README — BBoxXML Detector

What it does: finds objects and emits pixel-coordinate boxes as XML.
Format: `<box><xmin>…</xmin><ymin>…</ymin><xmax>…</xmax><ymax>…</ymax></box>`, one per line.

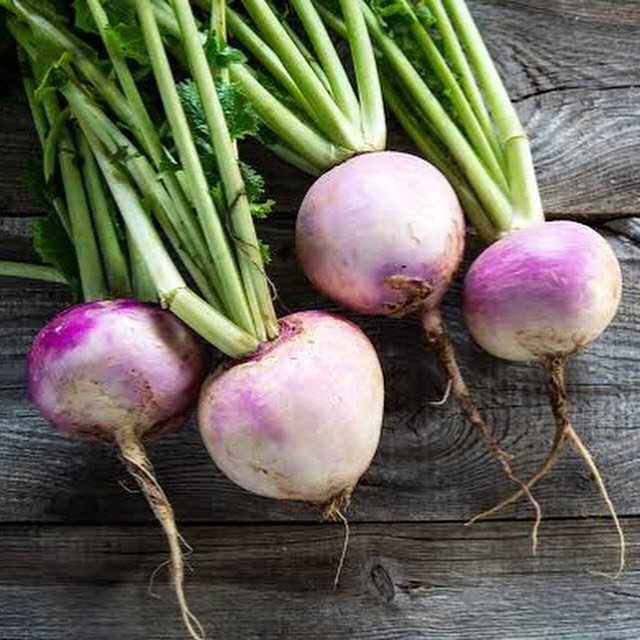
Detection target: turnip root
<box><xmin>464</xmin><ymin>221</ymin><xmax>625</xmax><ymax>573</ymax></box>
<box><xmin>199</xmin><ymin>310</ymin><xmax>384</xmax><ymax>515</ymax></box>
<box><xmin>28</xmin><ymin>300</ymin><xmax>209</xmax><ymax>637</ymax></box>
<box><xmin>297</xmin><ymin>152</ymin><xmax>539</xmax><ymax>519</ymax></box>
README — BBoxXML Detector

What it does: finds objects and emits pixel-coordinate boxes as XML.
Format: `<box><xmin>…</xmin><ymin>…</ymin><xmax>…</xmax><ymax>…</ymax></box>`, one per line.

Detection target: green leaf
<box><xmin>30</xmin><ymin>214</ymin><xmax>82</xmax><ymax>299</ymax></box>
<box><xmin>72</xmin><ymin>0</ymin><xmax>98</xmax><ymax>34</ymax></box>
<box><xmin>371</xmin><ymin>0</ymin><xmax>416</xmax><ymax>25</ymax></box>
<box><xmin>73</xmin><ymin>0</ymin><xmax>149</xmax><ymax>64</ymax></box>
<box><xmin>239</xmin><ymin>161</ymin><xmax>265</xmax><ymax>201</ymax></box>
<box><xmin>258</xmin><ymin>239</ymin><xmax>271</xmax><ymax>265</ymax></box>
<box><xmin>239</xmin><ymin>163</ymin><xmax>274</xmax><ymax>219</ymax></box>
<box><xmin>250</xmin><ymin>198</ymin><xmax>275</xmax><ymax>219</ymax></box>
<box><xmin>217</xmin><ymin>81</ymin><xmax>259</xmax><ymax>141</ymax></box>
<box><xmin>176</xmin><ymin>80</ymin><xmax>273</xmax><ymax>221</ymax></box>
<box><xmin>104</xmin><ymin>22</ymin><xmax>149</xmax><ymax>65</ymax></box>
<box><xmin>205</xmin><ymin>33</ymin><xmax>246</xmax><ymax>69</ymax></box>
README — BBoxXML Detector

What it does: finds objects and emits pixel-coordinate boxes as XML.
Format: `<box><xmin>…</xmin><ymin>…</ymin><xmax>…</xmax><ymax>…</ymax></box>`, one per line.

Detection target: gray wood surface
<box><xmin>3</xmin><ymin>520</ymin><xmax>640</xmax><ymax>640</ymax></box>
<box><xmin>0</xmin><ymin>1</ymin><xmax>639</xmax><ymax>639</ymax></box>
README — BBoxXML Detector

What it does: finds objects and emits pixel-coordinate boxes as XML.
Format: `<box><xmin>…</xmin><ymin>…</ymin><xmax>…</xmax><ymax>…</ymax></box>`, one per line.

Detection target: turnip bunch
<box><xmin>356</xmin><ymin>0</ymin><xmax>625</xmax><ymax>573</ymax></box>
<box><xmin>146</xmin><ymin>0</ymin><xmax>539</xmax><ymax>521</ymax></box>
<box><xmin>2</xmin><ymin>0</ymin><xmax>385</xmax><ymax>634</ymax></box>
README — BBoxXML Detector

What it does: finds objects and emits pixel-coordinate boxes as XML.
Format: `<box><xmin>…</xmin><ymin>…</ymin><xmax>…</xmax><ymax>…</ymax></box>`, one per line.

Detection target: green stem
<box><xmin>226</xmin><ymin>8</ymin><xmax>317</xmax><ymax>120</ymax></box>
<box><xmin>85</xmin><ymin>0</ymin><xmax>158</xmax><ymax>159</ymax></box>
<box><xmin>86</xmin><ymin>0</ymin><xmax>208</xmax><ymax>277</ymax></box>
<box><xmin>17</xmin><ymin>0</ymin><xmax>201</xmax><ymax>265</ymax></box>
<box><xmin>211</xmin><ymin>0</ymin><xmax>226</xmax><ymax>42</ymax></box>
<box><xmin>135</xmin><ymin>0</ymin><xmax>255</xmax><ymax>334</ymax></box>
<box><xmin>11</xmin><ymin>0</ymin><xmax>134</xmax><ymax>131</ymax></box>
<box><xmin>339</xmin><ymin>0</ymin><xmax>386</xmax><ymax>150</ymax></box>
<box><xmin>38</xmin><ymin>89</ymin><xmax>106</xmax><ymax>301</ymax></box>
<box><xmin>442</xmin><ymin>0</ymin><xmax>544</xmax><ymax>227</ymax></box>
<box><xmin>128</xmin><ymin>230</ymin><xmax>157</xmax><ymax>302</ymax></box>
<box><xmin>56</xmin><ymin>134</ymin><xmax>107</xmax><ymax>301</ymax></box>
<box><xmin>266</xmin><ymin>143</ymin><xmax>324</xmax><ymax>176</ymax></box>
<box><xmin>64</xmin><ymin>83</ymin><xmax>223</xmax><ymax>308</ymax></box>
<box><xmin>172</xmin><ymin>0</ymin><xmax>278</xmax><ymax>339</ymax></box>
<box><xmin>240</xmin><ymin>0</ymin><xmax>362</xmax><ymax>150</ymax></box>
<box><xmin>212</xmin><ymin>0</ymin><xmax>236</xmax><ymax>158</ymax></box>
<box><xmin>77</xmin><ymin>131</ymin><xmax>132</xmax><ymax>297</ymax></box>
<box><xmin>83</xmin><ymin>123</ymin><xmax>258</xmax><ymax>357</ymax></box>
<box><xmin>135</xmin><ymin>0</ymin><xmax>348</xmax><ymax>171</ymax></box>
<box><xmin>0</xmin><ymin>261</ymin><xmax>67</xmax><ymax>284</ymax></box>
<box><xmin>363</xmin><ymin>4</ymin><xmax>513</xmax><ymax>234</ymax></box>
<box><xmin>11</xmin><ymin>31</ymin><xmax>73</xmax><ymax>242</ymax></box>
<box><xmin>401</xmin><ymin>2</ymin><xmax>508</xmax><ymax>191</ymax></box>
<box><xmin>289</xmin><ymin>0</ymin><xmax>361</xmax><ymax>127</ymax></box>
<box><xmin>382</xmin><ymin>80</ymin><xmax>496</xmax><ymax>242</ymax></box>
<box><xmin>277</xmin><ymin>6</ymin><xmax>332</xmax><ymax>93</ymax></box>
<box><xmin>230</xmin><ymin>64</ymin><xmax>351</xmax><ymax>170</ymax></box>
<box><xmin>169</xmin><ymin>287</ymin><xmax>259</xmax><ymax>357</ymax></box>
<box><xmin>19</xmin><ymin>60</ymin><xmax>47</xmax><ymax>146</ymax></box>
<box><xmin>426</xmin><ymin>0</ymin><xmax>504</xmax><ymax>170</ymax></box>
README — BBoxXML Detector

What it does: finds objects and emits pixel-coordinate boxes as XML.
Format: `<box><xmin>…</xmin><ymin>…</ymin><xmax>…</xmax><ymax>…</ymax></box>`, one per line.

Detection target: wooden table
<box><xmin>1</xmin><ymin>2</ymin><xmax>639</xmax><ymax>638</ymax></box>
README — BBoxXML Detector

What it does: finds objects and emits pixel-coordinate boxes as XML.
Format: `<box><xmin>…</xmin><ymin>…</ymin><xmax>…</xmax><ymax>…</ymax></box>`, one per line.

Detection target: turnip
<box><xmin>358</xmin><ymin>0</ymin><xmax>626</xmax><ymax>571</ymax></box>
<box><xmin>198</xmin><ymin>308</ymin><xmax>383</xmax><ymax>589</ymax></box>
<box><xmin>463</xmin><ymin>221</ymin><xmax>624</xmax><ymax>568</ymax></box>
<box><xmin>3</xmin><ymin>20</ymin><xmax>217</xmax><ymax>630</ymax></box>
<box><xmin>199</xmin><ymin>310</ymin><xmax>384</xmax><ymax>511</ymax></box>
<box><xmin>28</xmin><ymin>300</ymin><xmax>209</xmax><ymax>637</ymax></box>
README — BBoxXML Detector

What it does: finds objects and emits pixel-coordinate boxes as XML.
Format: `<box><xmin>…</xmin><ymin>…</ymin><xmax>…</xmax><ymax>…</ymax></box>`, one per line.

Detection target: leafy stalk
<box><xmin>442</xmin><ymin>0</ymin><xmax>544</xmax><ymax>227</ymax></box>
<box><xmin>36</xmin><ymin>83</ymin><xmax>106</xmax><ymax>300</ymax></box>
<box><xmin>289</xmin><ymin>0</ymin><xmax>361</xmax><ymax>126</ymax></box>
<box><xmin>62</xmin><ymin>82</ymin><xmax>223</xmax><ymax>308</ymax></box>
<box><xmin>232</xmin><ymin>63</ymin><xmax>349</xmax><ymax>170</ymax></box>
<box><xmin>127</xmin><ymin>230</ymin><xmax>157</xmax><ymax>302</ymax></box>
<box><xmin>226</xmin><ymin>7</ymin><xmax>316</xmax><ymax>119</ymax></box>
<box><xmin>9</xmin><ymin>0</ymin><xmax>134</xmax><ymax>128</ymax></box>
<box><xmin>240</xmin><ymin>0</ymin><xmax>362</xmax><ymax>149</ymax></box>
<box><xmin>171</xmin><ymin>0</ymin><xmax>278</xmax><ymax>339</ymax></box>
<box><xmin>135</xmin><ymin>0</ymin><xmax>255</xmax><ymax>333</ymax></box>
<box><xmin>425</xmin><ymin>0</ymin><xmax>504</xmax><ymax>169</ymax></box>
<box><xmin>338</xmin><ymin>0</ymin><xmax>386</xmax><ymax>149</ymax></box>
<box><xmin>83</xmin><ymin>0</ymin><xmax>211</xmax><ymax>278</ymax></box>
<box><xmin>77</xmin><ymin>132</ymin><xmax>132</xmax><ymax>297</ymax></box>
<box><xmin>388</xmin><ymin>1</ymin><xmax>508</xmax><ymax>190</ymax></box>
<box><xmin>81</xmin><ymin>120</ymin><xmax>259</xmax><ymax>357</ymax></box>
<box><xmin>361</xmin><ymin>3</ymin><xmax>513</xmax><ymax>233</ymax></box>
<box><xmin>0</xmin><ymin>261</ymin><xmax>67</xmax><ymax>284</ymax></box>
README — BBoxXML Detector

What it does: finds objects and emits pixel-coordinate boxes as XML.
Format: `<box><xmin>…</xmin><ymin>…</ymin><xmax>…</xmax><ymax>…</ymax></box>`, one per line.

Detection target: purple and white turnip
<box><xmin>463</xmin><ymin>221</ymin><xmax>625</xmax><ymax>572</ymax></box>
<box><xmin>28</xmin><ymin>300</ymin><xmax>209</xmax><ymax>637</ymax></box>
<box><xmin>199</xmin><ymin>310</ymin><xmax>384</xmax><ymax>511</ymax></box>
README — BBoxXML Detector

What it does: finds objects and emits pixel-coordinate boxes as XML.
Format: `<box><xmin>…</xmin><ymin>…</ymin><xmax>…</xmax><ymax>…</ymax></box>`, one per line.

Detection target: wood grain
<box><xmin>0</xmin><ymin>217</ymin><xmax>637</xmax><ymax>525</ymax></box>
<box><xmin>1</xmin><ymin>520</ymin><xmax>639</xmax><ymax>639</ymax></box>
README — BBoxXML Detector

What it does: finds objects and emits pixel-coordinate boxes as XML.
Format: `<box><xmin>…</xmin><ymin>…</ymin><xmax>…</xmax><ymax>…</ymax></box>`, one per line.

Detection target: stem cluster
<box><xmin>317</xmin><ymin>0</ymin><xmax>545</xmax><ymax>241</ymax></box>
<box><xmin>3</xmin><ymin>0</ymin><xmax>278</xmax><ymax>357</ymax></box>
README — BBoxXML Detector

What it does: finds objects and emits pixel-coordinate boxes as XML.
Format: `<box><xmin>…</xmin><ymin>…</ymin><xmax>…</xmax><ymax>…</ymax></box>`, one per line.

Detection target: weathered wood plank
<box><xmin>1</xmin><ymin>520</ymin><xmax>639</xmax><ymax>639</ymax></box>
<box><xmin>0</xmin><ymin>218</ymin><xmax>637</xmax><ymax>524</ymax></box>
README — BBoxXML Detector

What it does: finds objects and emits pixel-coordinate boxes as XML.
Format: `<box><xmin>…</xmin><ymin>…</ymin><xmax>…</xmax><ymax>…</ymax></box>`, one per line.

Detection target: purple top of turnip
<box><xmin>28</xmin><ymin>300</ymin><xmax>209</xmax><ymax>441</ymax></box>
